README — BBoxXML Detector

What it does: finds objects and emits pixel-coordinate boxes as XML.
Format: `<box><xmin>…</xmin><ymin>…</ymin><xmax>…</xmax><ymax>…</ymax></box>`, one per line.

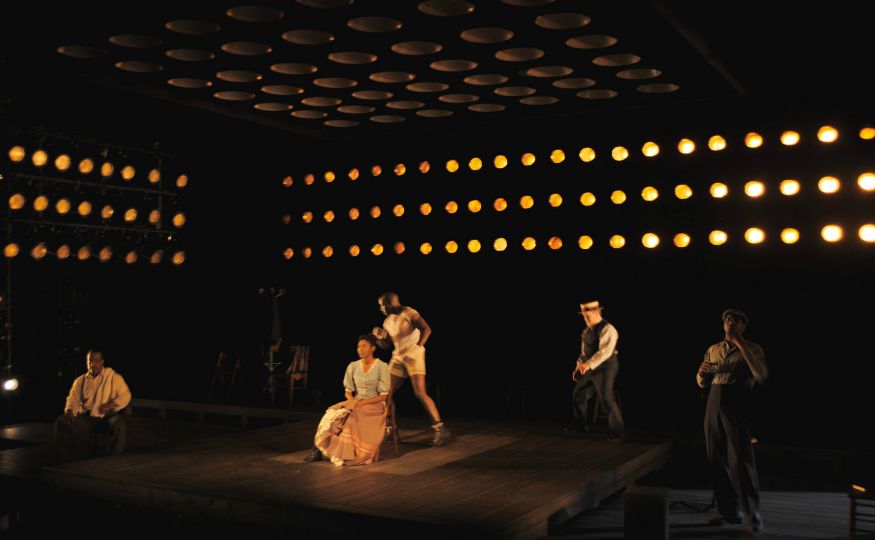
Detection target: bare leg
<box><xmin>388</xmin><ymin>374</ymin><xmax>406</xmax><ymax>421</ymax></box>
<box><xmin>409</xmin><ymin>374</ymin><xmax>441</xmax><ymax>424</ymax></box>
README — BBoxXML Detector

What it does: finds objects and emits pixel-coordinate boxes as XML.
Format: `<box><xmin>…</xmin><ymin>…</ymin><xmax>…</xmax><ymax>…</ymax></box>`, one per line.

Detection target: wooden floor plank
<box><xmin>41</xmin><ymin>419</ymin><xmax>672</xmax><ymax>537</ymax></box>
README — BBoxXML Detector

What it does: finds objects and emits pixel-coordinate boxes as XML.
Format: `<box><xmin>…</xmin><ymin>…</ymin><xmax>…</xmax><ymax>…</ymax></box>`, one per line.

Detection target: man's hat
<box><xmin>722</xmin><ymin>308</ymin><xmax>748</xmax><ymax>324</ymax></box>
<box><xmin>578</xmin><ymin>300</ymin><xmax>602</xmax><ymax>314</ymax></box>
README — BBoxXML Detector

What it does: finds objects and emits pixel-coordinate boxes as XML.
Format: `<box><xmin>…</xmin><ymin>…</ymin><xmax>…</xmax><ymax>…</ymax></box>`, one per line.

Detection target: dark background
<box><xmin>1</xmin><ymin>1</ymin><xmax>872</xmax><ymax>458</ymax></box>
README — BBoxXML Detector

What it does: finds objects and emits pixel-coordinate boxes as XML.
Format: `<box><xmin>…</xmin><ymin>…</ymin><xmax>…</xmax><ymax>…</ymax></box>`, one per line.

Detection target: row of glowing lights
<box><xmin>6</xmin><ymin>146</ymin><xmax>189</xmax><ymax>188</ymax></box>
<box><xmin>3</xmin><ymin>242</ymin><xmax>185</xmax><ymax>264</ymax></box>
<box><xmin>288</xmin><ymin>174</ymin><xmax>875</xmax><ymax>224</ymax></box>
<box><xmin>283</xmin><ymin>125</ymin><xmax>875</xmax><ymax>187</ymax></box>
<box><xmin>282</xmin><ymin>225</ymin><xmax>875</xmax><ymax>259</ymax></box>
<box><xmin>7</xmin><ymin>193</ymin><xmax>186</xmax><ymax>227</ymax></box>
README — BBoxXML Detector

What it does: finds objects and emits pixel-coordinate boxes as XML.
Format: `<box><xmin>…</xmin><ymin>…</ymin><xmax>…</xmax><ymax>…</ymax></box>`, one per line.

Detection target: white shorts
<box><xmin>388</xmin><ymin>345</ymin><xmax>426</xmax><ymax>378</ymax></box>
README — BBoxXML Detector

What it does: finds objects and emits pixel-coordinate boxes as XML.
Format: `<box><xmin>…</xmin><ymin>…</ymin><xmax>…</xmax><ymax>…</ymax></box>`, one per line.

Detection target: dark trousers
<box><xmin>54</xmin><ymin>414</ymin><xmax>127</xmax><ymax>463</ymax></box>
<box><xmin>572</xmin><ymin>357</ymin><xmax>624</xmax><ymax>436</ymax></box>
<box><xmin>704</xmin><ymin>383</ymin><xmax>761</xmax><ymax>518</ymax></box>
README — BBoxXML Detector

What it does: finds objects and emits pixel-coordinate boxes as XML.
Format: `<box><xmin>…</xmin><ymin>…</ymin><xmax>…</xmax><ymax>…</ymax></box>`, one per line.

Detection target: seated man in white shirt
<box><xmin>55</xmin><ymin>348</ymin><xmax>132</xmax><ymax>462</ymax></box>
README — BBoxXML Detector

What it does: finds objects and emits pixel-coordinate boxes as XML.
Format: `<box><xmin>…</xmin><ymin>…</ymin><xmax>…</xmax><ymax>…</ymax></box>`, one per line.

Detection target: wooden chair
<box><xmin>286</xmin><ymin>345</ymin><xmax>310</xmax><ymax>405</ymax></box>
<box><xmin>208</xmin><ymin>351</ymin><xmax>240</xmax><ymax>399</ymax></box>
<box><xmin>374</xmin><ymin>387</ymin><xmax>400</xmax><ymax>462</ymax></box>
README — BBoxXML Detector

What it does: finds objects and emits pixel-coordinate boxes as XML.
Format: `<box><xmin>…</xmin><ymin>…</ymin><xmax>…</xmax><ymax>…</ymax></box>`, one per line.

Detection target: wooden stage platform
<box><xmin>41</xmin><ymin>418</ymin><xmax>671</xmax><ymax>539</ymax></box>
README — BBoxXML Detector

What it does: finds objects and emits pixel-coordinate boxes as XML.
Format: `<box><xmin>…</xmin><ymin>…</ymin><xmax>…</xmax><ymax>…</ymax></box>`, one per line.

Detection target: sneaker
<box><xmin>303</xmin><ymin>447</ymin><xmax>323</xmax><ymax>463</ymax></box>
<box><xmin>431</xmin><ymin>424</ymin><xmax>451</xmax><ymax>447</ymax></box>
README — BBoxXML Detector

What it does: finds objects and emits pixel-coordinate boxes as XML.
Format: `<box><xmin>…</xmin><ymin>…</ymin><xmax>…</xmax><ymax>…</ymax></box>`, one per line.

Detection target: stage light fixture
<box><xmin>642</xmin><ymin>141</ymin><xmax>659</xmax><ymax>157</ymax></box>
<box><xmin>744</xmin><ymin>228</ymin><xmax>765</xmax><ymax>244</ymax></box>
<box><xmin>817</xmin><ymin>125</ymin><xmax>838</xmax><ymax>143</ymax></box>
<box><xmin>780</xmin><ymin>180</ymin><xmax>800</xmax><ymax>196</ymax></box>
<box><xmin>709</xmin><ymin>230</ymin><xmax>728</xmax><ymax>245</ymax></box>
<box><xmin>744</xmin><ymin>181</ymin><xmax>765</xmax><ymax>198</ymax></box>
<box><xmin>710</xmin><ymin>183</ymin><xmax>729</xmax><ymax>198</ymax></box>
<box><xmin>673</xmin><ymin>233</ymin><xmax>691</xmax><ymax>248</ymax></box>
<box><xmin>780</xmin><ymin>228</ymin><xmax>800</xmax><ymax>244</ymax></box>
<box><xmin>8</xmin><ymin>146</ymin><xmax>26</xmax><ymax>162</ymax></box>
<box><xmin>821</xmin><ymin>225</ymin><xmax>843</xmax><ymax>242</ymax></box>
<box><xmin>641</xmin><ymin>187</ymin><xmax>658</xmax><ymax>202</ymax></box>
<box><xmin>677</xmin><ymin>138</ymin><xmax>695</xmax><ymax>154</ymax></box>
<box><xmin>780</xmin><ymin>130</ymin><xmax>800</xmax><ymax>146</ymax></box>
<box><xmin>745</xmin><ymin>132</ymin><xmax>763</xmax><ymax>148</ymax></box>
<box><xmin>708</xmin><ymin>135</ymin><xmax>727</xmax><ymax>151</ymax></box>
<box><xmin>675</xmin><ymin>185</ymin><xmax>692</xmax><ymax>199</ymax></box>
<box><xmin>818</xmin><ymin>176</ymin><xmax>840</xmax><ymax>194</ymax></box>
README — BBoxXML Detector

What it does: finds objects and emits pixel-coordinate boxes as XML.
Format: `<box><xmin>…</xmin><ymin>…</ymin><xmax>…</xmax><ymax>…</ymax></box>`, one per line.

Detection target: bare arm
<box><xmin>409</xmin><ymin>309</ymin><xmax>432</xmax><ymax>347</ymax></box>
<box><xmin>372</xmin><ymin>327</ymin><xmax>392</xmax><ymax>349</ymax></box>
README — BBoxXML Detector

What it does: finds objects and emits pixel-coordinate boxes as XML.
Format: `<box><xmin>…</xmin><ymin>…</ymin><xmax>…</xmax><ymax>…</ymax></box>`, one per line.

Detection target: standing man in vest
<box><xmin>55</xmin><ymin>348</ymin><xmax>132</xmax><ymax>462</ymax></box>
<box><xmin>697</xmin><ymin>308</ymin><xmax>767</xmax><ymax>533</ymax></box>
<box><xmin>572</xmin><ymin>300</ymin><xmax>625</xmax><ymax>441</ymax></box>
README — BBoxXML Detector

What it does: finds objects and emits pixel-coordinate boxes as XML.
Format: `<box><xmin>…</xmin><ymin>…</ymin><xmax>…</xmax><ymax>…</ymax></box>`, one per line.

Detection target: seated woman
<box><xmin>304</xmin><ymin>334</ymin><xmax>390</xmax><ymax>466</ymax></box>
